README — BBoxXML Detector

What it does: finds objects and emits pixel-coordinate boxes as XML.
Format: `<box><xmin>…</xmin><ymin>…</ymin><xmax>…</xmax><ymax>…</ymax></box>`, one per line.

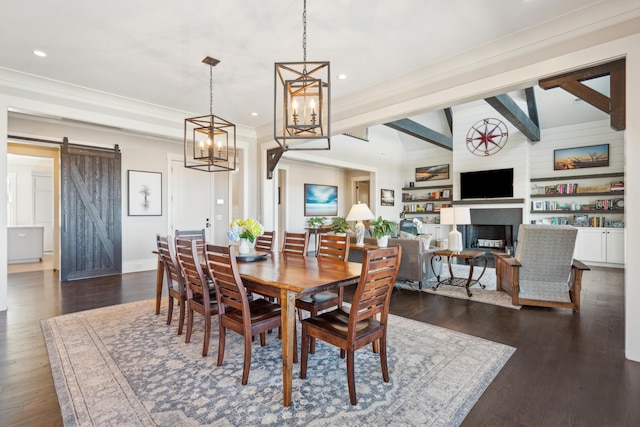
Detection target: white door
<box><xmin>577</xmin><ymin>228</ymin><xmax>606</xmax><ymax>263</ymax></box>
<box><xmin>605</xmin><ymin>229</ymin><xmax>625</xmax><ymax>264</ymax></box>
<box><xmin>169</xmin><ymin>159</ymin><xmax>214</xmax><ymax>241</ymax></box>
<box><xmin>33</xmin><ymin>173</ymin><xmax>53</xmax><ymax>252</ymax></box>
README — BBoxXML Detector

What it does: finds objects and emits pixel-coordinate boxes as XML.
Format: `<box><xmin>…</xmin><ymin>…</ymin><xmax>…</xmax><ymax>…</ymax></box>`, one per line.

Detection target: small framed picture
<box><xmin>425</xmin><ymin>202</ymin><xmax>434</xmax><ymax>212</ymax></box>
<box><xmin>442</xmin><ymin>189</ymin><xmax>451</xmax><ymax>199</ymax></box>
<box><xmin>381</xmin><ymin>189</ymin><xmax>395</xmax><ymax>206</ymax></box>
<box><xmin>532</xmin><ymin>201</ymin><xmax>544</xmax><ymax>211</ymax></box>
<box><xmin>573</xmin><ymin>214</ymin><xmax>589</xmax><ymax>227</ymax></box>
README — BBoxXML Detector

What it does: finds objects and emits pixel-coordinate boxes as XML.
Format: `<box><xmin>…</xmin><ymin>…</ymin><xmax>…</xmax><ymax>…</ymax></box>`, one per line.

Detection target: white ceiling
<box><xmin>1</xmin><ymin>0</ymin><xmax>638</xmax><ymax>131</ymax></box>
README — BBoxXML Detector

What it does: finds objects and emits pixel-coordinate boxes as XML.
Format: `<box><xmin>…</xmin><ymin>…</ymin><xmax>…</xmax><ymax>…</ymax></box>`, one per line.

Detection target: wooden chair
<box><xmin>254</xmin><ymin>231</ymin><xmax>275</xmax><ymax>253</ymax></box>
<box><xmin>295</xmin><ymin>233</ymin><xmax>350</xmax><ymax>352</ymax></box>
<box><xmin>282</xmin><ymin>231</ymin><xmax>309</xmax><ymax>257</ymax></box>
<box><xmin>176</xmin><ymin>238</ymin><xmax>219</xmax><ymax>356</ymax></box>
<box><xmin>175</xmin><ymin>229</ymin><xmax>206</xmax><ymax>252</ymax></box>
<box><xmin>299</xmin><ymin>245</ymin><xmax>402</xmax><ymax>405</ymax></box>
<box><xmin>204</xmin><ymin>243</ymin><xmax>286</xmax><ymax>384</ymax></box>
<box><xmin>493</xmin><ymin>224</ymin><xmax>590</xmax><ymax>311</ymax></box>
<box><xmin>156</xmin><ymin>234</ymin><xmax>186</xmax><ymax>335</ymax></box>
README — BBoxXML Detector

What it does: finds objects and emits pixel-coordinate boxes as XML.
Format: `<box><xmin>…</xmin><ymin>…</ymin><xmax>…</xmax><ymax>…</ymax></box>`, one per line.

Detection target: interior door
<box><xmin>170</xmin><ymin>159</ymin><xmax>214</xmax><ymax>241</ymax></box>
<box><xmin>33</xmin><ymin>173</ymin><xmax>53</xmax><ymax>252</ymax></box>
<box><xmin>60</xmin><ymin>142</ymin><xmax>122</xmax><ymax>281</ymax></box>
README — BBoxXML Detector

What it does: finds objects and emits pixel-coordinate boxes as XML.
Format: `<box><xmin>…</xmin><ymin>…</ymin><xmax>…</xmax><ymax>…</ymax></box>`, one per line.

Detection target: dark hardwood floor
<box><xmin>1</xmin><ymin>266</ymin><xmax>638</xmax><ymax>426</ymax></box>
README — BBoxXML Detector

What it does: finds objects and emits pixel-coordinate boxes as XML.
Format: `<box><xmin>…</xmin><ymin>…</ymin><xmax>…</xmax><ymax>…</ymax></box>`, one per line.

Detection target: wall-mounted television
<box><xmin>460</xmin><ymin>168</ymin><xmax>514</xmax><ymax>200</ymax></box>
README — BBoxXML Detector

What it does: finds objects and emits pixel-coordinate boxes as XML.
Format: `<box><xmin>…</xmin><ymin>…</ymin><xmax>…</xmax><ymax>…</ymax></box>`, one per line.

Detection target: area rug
<box><xmin>42</xmin><ymin>299</ymin><xmax>515</xmax><ymax>426</ymax></box>
<box><xmin>397</xmin><ymin>264</ymin><xmax>521</xmax><ymax>309</ymax></box>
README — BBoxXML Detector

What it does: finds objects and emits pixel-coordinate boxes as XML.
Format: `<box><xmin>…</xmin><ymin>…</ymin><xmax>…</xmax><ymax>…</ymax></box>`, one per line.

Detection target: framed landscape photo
<box><xmin>416</xmin><ymin>164</ymin><xmax>449</xmax><ymax>182</ymax></box>
<box><xmin>128</xmin><ymin>170</ymin><xmax>162</xmax><ymax>216</ymax></box>
<box><xmin>554</xmin><ymin>144</ymin><xmax>609</xmax><ymax>170</ymax></box>
<box><xmin>304</xmin><ymin>184</ymin><xmax>338</xmax><ymax>216</ymax></box>
<box><xmin>381</xmin><ymin>189</ymin><xmax>395</xmax><ymax>206</ymax></box>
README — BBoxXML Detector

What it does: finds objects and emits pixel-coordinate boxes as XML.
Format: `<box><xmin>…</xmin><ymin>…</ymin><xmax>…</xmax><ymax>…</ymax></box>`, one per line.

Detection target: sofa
<box><xmin>348</xmin><ymin>235</ymin><xmax>441</xmax><ymax>286</ymax></box>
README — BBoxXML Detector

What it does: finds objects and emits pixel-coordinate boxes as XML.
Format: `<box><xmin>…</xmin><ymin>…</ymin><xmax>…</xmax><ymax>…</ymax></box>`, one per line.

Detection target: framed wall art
<box><xmin>128</xmin><ymin>170</ymin><xmax>162</xmax><ymax>216</ymax></box>
<box><xmin>381</xmin><ymin>189</ymin><xmax>395</xmax><ymax>206</ymax></box>
<box><xmin>554</xmin><ymin>144</ymin><xmax>609</xmax><ymax>170</ymax></box>
<box><xmin>304</xmin><ymin>184</ymin><xmax>338</xmax><ymax>216</ymax></box>
<box><xmin>416</xmin><ymin>164</ymin><xmax>449</xmax><ymax>181</ymax></box>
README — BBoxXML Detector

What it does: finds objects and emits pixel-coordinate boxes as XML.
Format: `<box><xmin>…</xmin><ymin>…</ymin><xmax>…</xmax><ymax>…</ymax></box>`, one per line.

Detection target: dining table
<box><xmin>237</xmin><ymin>253</ymin><xmax>362</xmax><ymax>407</ymax></box>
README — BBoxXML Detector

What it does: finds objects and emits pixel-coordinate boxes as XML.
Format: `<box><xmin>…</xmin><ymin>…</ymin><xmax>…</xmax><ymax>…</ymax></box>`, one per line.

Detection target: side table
<box><xmin>430</xmin><ymin>249</ymin><xmax>487</xmax><ymax>297</ymax></box>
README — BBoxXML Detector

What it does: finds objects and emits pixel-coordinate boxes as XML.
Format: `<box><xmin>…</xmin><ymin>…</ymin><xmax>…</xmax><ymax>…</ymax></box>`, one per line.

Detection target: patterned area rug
<box><xmin>398</xmin><ymin>264</ymin><xmax>521</xmax><ymax>309</ymax></box>
<box><xmin>42</xmin><ymin>300</ymin><xmax>515</xmax><ymax>426</ymax></box>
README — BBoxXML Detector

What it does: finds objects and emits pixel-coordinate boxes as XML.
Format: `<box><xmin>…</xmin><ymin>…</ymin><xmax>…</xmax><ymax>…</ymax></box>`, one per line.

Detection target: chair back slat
<box><xmin>205</xmin><ymin>244</ymin><xmax>250</xmax><ymax>315</ymax></box>
<box><xmin>349</xmin><ymin>246</ymin><xmax>402</xmax><ymax>334</ymax></box>
<box><xmin>317</xmin><ymin>233</ymin><xmax>350</xmax><ymax>261</ymax></box>
<box><xmin>254</xmin><ymin>231</ymin><xmax>275</xmax><ymax>252</ymax></box>
<box><xmin>176</xmin><ymin>229</ymin><xmax>206</xmax><ymax>251</ymax></box>
<box><xmin>176</xmin><ymin>238</ymin><xmax>210</xmax><ymax>305</ymax></box>
<box><xmin>282</xmin><ymin>231</ymin><xmax>309</xmax><ymax>257</ymax></box>
<box><xmin>156</xmin><ymin>234</ymin><xmax>182</xmax><ymax>286</ymax></box>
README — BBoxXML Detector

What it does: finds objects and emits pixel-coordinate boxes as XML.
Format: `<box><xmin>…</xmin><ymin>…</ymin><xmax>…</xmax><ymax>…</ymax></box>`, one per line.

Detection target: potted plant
<box><xmin>308</xmin><ymin>216</ymin><xmax>324</xmax><ymax>228</ymax></box>
<box><xmin>331</xmin><ymin>216</ymin><xmax>350</xmax><ymax>234</ymax></box>
<box><xmin>371</xmin><ymin>216</ymin><xmax>396</xmax><ymax>247</ymax></box>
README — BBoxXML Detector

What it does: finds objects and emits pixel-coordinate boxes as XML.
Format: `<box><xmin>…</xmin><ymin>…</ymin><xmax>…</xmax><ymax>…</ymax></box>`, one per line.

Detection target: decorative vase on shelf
<box><xmin>238</xmin><ymin>238</ymin><xmax>251</xmax><ymax>255</ymax></box>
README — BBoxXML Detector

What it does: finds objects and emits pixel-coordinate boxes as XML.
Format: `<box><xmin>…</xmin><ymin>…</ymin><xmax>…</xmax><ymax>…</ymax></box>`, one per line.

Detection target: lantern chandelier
<box><xmin>274</xmin><ymin>0</ymin><xmax>331</xmax><ymax>151</ymax></box>
<box><xmin>184</xmin><ymin>56</ymin><xmax>237</xmax><ymax>172</ymax></box>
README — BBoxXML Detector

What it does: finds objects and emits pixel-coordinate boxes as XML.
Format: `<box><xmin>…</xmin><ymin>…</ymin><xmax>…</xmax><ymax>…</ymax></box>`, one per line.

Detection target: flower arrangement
<box><xmin>227</xmin><ymin>218</ymin><xmax>263</xmax><ymax>243</ymax></box>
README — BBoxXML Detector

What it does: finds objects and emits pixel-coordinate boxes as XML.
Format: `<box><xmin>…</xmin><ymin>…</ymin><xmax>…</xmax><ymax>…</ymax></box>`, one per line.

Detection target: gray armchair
<box><xmin>493</xmin><ymin>224</ymin><xmax>590</xmax><ymax>311</ymax></box>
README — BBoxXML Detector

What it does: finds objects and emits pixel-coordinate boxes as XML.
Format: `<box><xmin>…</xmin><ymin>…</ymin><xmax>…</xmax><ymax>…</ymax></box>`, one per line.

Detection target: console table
<box><xmin>430</xmin><ymin>249</ymin><xmax>487</xmax><ymax>297</ymax></box>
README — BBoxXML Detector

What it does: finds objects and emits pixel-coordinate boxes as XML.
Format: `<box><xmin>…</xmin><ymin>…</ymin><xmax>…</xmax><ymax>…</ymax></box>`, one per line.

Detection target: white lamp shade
<box><xmin>346</xmin><ymin>203</ymin><xmax>375</xmax><ymax>221</ymax></box>
<box><xmin>440</xmin><ymin>207</ymin><xmax>471</xmax><ymax>225</ymax></box>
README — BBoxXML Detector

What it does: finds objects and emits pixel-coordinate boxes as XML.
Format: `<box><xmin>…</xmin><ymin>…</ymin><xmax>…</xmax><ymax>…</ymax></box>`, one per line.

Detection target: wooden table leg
<box><xmin>155</xmin><ymin>256</ymin><xmax>164</xmax><ymax>315</ymax></box>
<box><xmin>280</xmin><ymin>289</ymin><xmax>296</xmax><ymax>407</ymax></box>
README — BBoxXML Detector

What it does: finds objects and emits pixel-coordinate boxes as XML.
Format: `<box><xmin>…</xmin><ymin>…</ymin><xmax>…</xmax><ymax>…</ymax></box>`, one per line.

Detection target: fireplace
<box><xmin>459</xmin><ymin>208</ymin><xmax>523</xmax><ymax>266</ymax></box>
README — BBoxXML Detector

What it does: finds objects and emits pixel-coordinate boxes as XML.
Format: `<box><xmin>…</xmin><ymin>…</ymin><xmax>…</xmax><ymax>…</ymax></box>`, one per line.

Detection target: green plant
<box><xmin>331</xmin><ymin>216</ymin><xmax>350</xmax><ymax>234</ymax></box>
<box><xmin>308</xmin><ymin>216</ymin><xmax>324</xmax><ymax>228</ymax></box>
<box><xmin>370</xmin><ymin>216</ymin><xmax>396</xmax><ymax>238</ymax></box>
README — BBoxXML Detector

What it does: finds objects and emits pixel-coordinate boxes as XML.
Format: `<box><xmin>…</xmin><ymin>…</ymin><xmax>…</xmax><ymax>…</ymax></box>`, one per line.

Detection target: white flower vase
<box><xmin>377</xmin><ymin>235</ymin><xmax>389</xmax><ymax>248</ymax></box>
<box><xmin>238</xmin><ymin>238</ymin><xmax>252</xmax><ymax>255</ymax></box>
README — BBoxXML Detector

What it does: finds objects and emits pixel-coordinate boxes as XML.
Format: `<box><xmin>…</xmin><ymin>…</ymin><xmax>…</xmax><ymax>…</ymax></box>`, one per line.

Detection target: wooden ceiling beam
<box><xmin>485</xmin><ymin>93</ymin><xmax>541</xmax><ymax>142</ymax></box>
<box><xmin>538</xmin><ymin>58</ymin><xmax>625</xmax><ymax>130</ymax></box>
<box><xmin>384</xmin><ymin>118</ymin><xmax>452</xmax><ymax>151</ymax></box>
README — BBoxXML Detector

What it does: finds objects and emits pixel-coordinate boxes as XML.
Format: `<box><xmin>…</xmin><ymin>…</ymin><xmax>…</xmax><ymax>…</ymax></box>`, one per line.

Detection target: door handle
<box><xmin>206</xmin><ymin>218</ymin><xmax>211</xmax><ymax>228</ymax></box>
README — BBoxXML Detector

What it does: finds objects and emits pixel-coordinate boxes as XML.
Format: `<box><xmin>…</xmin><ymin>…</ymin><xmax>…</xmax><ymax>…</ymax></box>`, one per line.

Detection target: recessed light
<box><xmin>251</xmin><ymin>112</ymin><xmax>258</xmax><ymax>116</ymax></box>
<box><xmin>337</xmin><ymin>74</ymin><xmax>347</xmax><ymax>80</ymax></box>
<box><xmin>33</xmin><ymin>50</ymin><xmax>47</xmax><ymax>57</ymax></box>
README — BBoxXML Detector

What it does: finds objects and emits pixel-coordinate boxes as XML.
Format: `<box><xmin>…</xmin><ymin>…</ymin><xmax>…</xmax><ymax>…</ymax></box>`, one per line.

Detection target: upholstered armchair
<box><xmin>493</xmin><ymin>224</ymin><xmax>590</xmax><ymax>311</ymax></box>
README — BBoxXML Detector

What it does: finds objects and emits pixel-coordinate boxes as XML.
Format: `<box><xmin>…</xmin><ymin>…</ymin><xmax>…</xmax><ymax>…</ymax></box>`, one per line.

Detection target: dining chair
<box><xmin>156</xmin><ymin>234</ymin><xmax>186</xmax><ymax>335</ymax></box>
<box><xmin>254</xmin><ymin>231</ymin><xmax>275</xmax><ymax>253</ymax></box>
<box><xmin>176</xmin><ymin>237</ymin><xmax>219</xmax><ymax>357</ymax></box>
<box><xmin>295</xmin><ymin>233</ymin><xmax>350</xmax><ymax>352</ymax></box>
<box><xmin>175</xmin><ymin>229</ymin><xmax>206</xmax><ymax>251</ymax></box>
<box><xmin>204</xmin><ymin>243</ymin><xmax>286</xmax><ymax>385</ymax></box>
<box><xmin>282</xmin><ymin>231</ymin><xmax>309</xmax><ymax>257</ymax></box>
<box><xmin>299</xmin><ymin>245</ymin><xmax>402</xmax><ymax>405</ymax></box>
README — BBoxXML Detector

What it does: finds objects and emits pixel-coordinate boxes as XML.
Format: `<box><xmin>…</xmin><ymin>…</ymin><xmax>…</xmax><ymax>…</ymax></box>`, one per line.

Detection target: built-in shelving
<box><xmin>402</xmin><ymin>184</ymin><xmax>452</xmax><ymax>215</ymax></box>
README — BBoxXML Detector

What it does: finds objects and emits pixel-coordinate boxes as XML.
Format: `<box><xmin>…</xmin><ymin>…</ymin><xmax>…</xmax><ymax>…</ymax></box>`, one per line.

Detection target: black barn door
<box><xmin>61</xmin><ymin>140</ymin><xmax>122</xmax><ymax>281</ymax></box>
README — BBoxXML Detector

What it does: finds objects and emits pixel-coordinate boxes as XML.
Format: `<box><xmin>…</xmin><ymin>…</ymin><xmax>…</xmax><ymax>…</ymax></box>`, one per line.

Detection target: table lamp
<box><xmin>440</xmin><ymin>207</ymin><xmax>471</xmax><ymax>252</ymax></box>
<box><xmin>346</xmin><ymin>202</ymin><xmax>375</xmax><ymax>246</ymax></box>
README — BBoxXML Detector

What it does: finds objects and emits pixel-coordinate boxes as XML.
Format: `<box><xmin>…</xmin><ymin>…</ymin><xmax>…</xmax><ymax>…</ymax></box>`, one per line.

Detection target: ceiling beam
<box><xmin>444</xmin><ymin>108</ymin><xmax>453</xmax><ymax>133</ymax></box>
<box><xmin>524</xmin><ymin>87</ymin><xmax>539</xmax><ymax>129</ymax></box>
<box><xmin>484</xmin><ymin>93</ymin><xmax>541</xmax><ymax>142</ymax></box>
<box><xmin>538</xmin><ymin>58</ymin><xmax>625</xmax><ymax>130</ymax></box>
<box><xmin>384</xmin><ymin>118</ymin><xmax>452</xmax><ymax>151</ymax></box>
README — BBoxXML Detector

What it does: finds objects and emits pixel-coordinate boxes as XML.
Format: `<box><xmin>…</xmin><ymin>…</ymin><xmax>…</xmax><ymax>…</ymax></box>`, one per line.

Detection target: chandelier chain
<box><xmin>302</xmin><ymin>0</ymin><xmax>307</xmax><ymax>72</ymax></box>
<box><xmin>209</xmin><ymin>65</ymin><xmax>213</xmax><ymax>116</ymax></box>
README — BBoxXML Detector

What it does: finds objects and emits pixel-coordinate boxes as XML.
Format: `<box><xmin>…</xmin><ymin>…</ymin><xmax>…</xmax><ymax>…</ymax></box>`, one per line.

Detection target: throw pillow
<box><xmin>418</xmin><ymin>233</ymin><xmax>433</xmax><ymax>250</ymax></box>
<box><xmin>399</xmin><ymin>231</ymin><xmax>417</xmax><ymax>240</ymax></box>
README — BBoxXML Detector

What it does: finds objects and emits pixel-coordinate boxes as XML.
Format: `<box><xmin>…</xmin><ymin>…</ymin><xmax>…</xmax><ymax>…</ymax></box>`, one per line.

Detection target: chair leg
<box><xmin>379</xmin><ymin>336</ymin><xmax>389</xmax><ymax>382</ymax></box>
<box><xmin>309</xmin><ymin>308</ymin><xmax>318</xmax><ymax>354</ymax></box>
<box><xmin>202</xmin><ymin>314</ymin><xmax>211</xmax><ymax>357</ymax></box>
<box><xmin>346</xmin><ymin>349</ymin><xmax>357</xmax><ymax>405</ymax></box>
<box><xmin>177</xmin><ymin>298</ymin><xmax>186</xmax><ymax>335</ymax></box>
<box><xmin>166</xmin><ymin>296</ymin><xmax>174</xmax><ymax>325</ymax></box>
<box><xmin>242</xmin><ymin>333</ymin><xmax>253</xmax><ymax>385</ymax></box>
<box><xmin>260</xmin><ymin>332</ymin><xmax>266</xmax><ymax>347</ymax></box>
<box><xmin>217</xmin><ymin>326</ymin><xmax>226</xmax><ymax>367</ymax></box>
<box><xmin>185</xmin><ymin>306</ymin><xmax>193</xmax><ymax>343</ymax></box>
<box><xmin>293</xmin><ymin>320</ymin><xmax>298</xmax><ymax>364</ymax></box>
<box><xmin>299</xmin><ymin>325</ymin><xmax>309</xmax><ymax>379</ymax></box>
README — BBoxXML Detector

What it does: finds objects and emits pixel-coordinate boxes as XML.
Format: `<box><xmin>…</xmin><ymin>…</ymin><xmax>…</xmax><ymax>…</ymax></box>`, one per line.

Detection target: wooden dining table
<box><xmin>237</xmin><ymin>254</ymin><xmax>362</xmax><ymax>407</ymax></box>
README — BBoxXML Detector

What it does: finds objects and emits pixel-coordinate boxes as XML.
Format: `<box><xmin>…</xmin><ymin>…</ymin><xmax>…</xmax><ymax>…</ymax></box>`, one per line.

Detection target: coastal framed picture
<box><xmin>416</xmin><ymin>164</ymin><xmax>449</xmax><ymax>181</ymax></box>
<box><xmin>381</xmin><ymin>189</ymin><xmax>395</xmax><ymax>206</ymax></box>
<box><xmin>304</xmin><ymin>184</ymin><xmax>338</xmax><ymax>216</ymax></box>
<box><xmin>128</xmin><ymin>170</ymin><xmax>162</xmax><ymax>216</ymax></box>
<box><xmin>554</xmin><ymin>144</ymin><xmax>609</xmax><ymax>170</ymax></box>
